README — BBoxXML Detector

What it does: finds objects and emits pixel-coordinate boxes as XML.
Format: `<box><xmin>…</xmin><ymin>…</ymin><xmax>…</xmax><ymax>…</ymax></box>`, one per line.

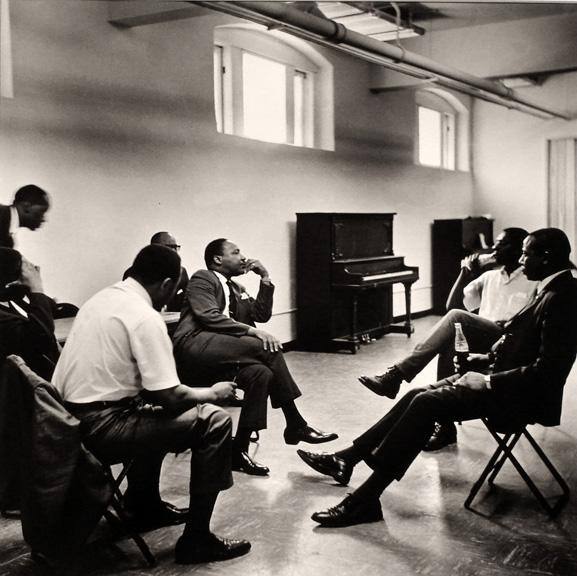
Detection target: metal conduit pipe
<box><xmin>198</xmin><ymin>0</ymin><xmax>569</xmax><ymax>120</ymax></box>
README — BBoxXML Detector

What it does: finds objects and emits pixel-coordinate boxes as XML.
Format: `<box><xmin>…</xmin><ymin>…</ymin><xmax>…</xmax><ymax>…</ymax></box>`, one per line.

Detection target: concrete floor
<box><xmin>2</xmin><ymin>315</ymin><xmax>577</xmax><ymax>575</ymax></box>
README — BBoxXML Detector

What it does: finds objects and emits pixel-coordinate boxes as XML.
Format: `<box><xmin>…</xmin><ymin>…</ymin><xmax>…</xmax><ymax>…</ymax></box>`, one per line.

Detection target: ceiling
<box><xmin>351</xmin><ymin>2</ymin><xmax>577</xmax><ymax>31</ymax></box>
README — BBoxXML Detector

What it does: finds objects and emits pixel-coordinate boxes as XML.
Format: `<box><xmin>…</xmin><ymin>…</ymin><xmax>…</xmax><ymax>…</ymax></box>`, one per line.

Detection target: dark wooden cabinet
<box><xmin>432</xmin><ymin>217</ymin><xmax>493</xmax><ymax>314</ymax></box>
<box><xmin>296</xmin><ymin>213</ymin><xmax>418</xmax><ymax>353</ymax></box>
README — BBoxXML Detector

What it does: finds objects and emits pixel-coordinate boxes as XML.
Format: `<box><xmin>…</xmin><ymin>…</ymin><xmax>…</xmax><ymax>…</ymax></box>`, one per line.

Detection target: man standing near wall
<box><xmin>0</xmin><ymin>185</ymin><xmax>50</xmax><ymax>248</ymax></box>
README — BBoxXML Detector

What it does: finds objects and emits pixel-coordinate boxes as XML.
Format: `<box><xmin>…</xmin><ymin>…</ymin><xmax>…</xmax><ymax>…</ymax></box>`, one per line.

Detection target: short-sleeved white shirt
<box><xmin>463</xmin><ymin>266</ymin><xmax>537</xmax><ymax>322</ymax></box>
<box><xmin>53</xmin><ymin>278</ymin><xmax>180</xmax><ymax>403</ymax></box>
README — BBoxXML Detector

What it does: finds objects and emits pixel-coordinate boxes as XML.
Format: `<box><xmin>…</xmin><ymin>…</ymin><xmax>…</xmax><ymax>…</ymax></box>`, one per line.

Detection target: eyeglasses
<box><xmin>166</xmin><ymin>244</ymin><xmax>181</xmax><ymax>252</ymax></box>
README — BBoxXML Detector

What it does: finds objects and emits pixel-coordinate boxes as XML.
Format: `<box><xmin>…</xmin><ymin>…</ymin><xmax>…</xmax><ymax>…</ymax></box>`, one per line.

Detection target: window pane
<box><xmin>418</xmin><ymin>106</ymin><xmax>442</xmax><ymax>168</ymax></box>
<box><xmin>214</xmin><ymin>45</ymin><xmax>224</xmax><ymax>133</ymax></box>
<box><xmin>294</xmin><ymin>70</ymin><xmax>306</xmax><ymax>147</ymax></box>
<box><xmin>242</xmin><ymin>52</ymin><xmax>286</xmax><ymax>144</ymax></box>
<box><xmin>443</xmin><ymin>112</ymin><xmax>456</xmax><ymax>170</ymax></box>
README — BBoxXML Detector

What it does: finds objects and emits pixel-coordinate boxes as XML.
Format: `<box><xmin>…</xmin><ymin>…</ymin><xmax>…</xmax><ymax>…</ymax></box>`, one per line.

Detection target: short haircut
<box><xmin>204</xmin><ymin>238</ymin><xmax>228</xmax><ymax>269</ymax></box>
<box><xmin>13</xmin><ymin>185</ymin><xmax>49</xmax><ymax>206</ymax></box>
<box><xmin>502</xmin><ymin>227</ymin><xmax>528</xmax><ymax>250</ymax></box>
<box><xmin>128</xmin><ymin>244</ymin><xmax>181</xmax><ymax>285</ymax></box>
<box><xmin>150</xmin><ymin>231</ymin><xmax>169</xmax><ymax>244</ymax></box>
<box><xmin>529</xmin><ymin>228</ymin><xmax>572</xmax><ymax>267</ymax></box>
<box><xmin>0</xmin><ymin>248</ymin><xmax>22</xmax><ymax>286</ymax></box>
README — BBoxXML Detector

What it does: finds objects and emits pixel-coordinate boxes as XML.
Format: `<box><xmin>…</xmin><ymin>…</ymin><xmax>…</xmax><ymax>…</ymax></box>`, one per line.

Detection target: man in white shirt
<box><xmin>53</xmin><ymin>245</ymin><xmax>250</xmax><ymax>565</ymax></box>
<box><xmin>359</xmin><ymin>228</ymin><xmax>536</xmax><ymax>449</ymax></box>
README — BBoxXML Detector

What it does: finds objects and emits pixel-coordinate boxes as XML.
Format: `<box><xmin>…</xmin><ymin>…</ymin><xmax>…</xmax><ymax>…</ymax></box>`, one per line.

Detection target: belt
<box><xmin>65</xmin><ymin>396</ymin><xmax>138</xmax><ymax>411</ymax></box>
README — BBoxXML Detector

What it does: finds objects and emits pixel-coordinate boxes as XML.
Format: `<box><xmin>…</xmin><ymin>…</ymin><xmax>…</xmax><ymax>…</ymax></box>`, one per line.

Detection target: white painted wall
<box><xmin>0</xmin><ymin>1</ymin><xmax>475</xmax><ymax>342</ymax></box>
<box><xmin>473</xmin><ymin>71</ymin><xmax>577</xmax><ymax>236</ymax></box>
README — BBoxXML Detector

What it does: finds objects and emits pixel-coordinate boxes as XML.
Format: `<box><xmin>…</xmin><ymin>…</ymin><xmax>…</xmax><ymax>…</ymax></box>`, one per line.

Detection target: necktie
<box><xmin>227</xmin><ymin>280</ymin><xmax>238</xmax><ymax>319</ymax></box>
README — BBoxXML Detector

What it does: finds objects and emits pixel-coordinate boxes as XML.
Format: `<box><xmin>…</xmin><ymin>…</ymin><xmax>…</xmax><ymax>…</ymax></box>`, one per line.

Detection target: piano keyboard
<box><xmin>360</xmin><ymin>270</ymin><xmax>416</xmax><ymax>282</ymax></box>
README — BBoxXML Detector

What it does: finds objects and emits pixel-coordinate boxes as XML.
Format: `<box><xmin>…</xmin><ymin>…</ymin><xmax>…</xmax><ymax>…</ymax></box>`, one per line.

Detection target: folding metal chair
<box><xmin>464</xmin><ymin>417</ymin><xmax>570</xmax><ymax>518</ymax></box>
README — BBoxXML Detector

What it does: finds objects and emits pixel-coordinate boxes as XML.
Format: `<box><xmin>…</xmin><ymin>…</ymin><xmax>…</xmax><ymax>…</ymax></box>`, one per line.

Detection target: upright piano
<box><xmin>296</xmin><ymin>213</ymin><xmax>419</xmax><ymax>353</ymax></box>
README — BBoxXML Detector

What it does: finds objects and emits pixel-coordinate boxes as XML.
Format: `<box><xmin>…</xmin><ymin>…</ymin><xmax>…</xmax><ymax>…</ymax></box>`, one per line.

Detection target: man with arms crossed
<box><xmin>53</xmin><ymin>245</ymin><xmax>250</xmax><ymax>564</ymax></box>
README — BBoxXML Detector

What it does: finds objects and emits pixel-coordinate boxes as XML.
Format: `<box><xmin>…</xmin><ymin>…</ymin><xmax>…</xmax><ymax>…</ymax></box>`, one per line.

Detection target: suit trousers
<box><xmin>66</xmin><ymin>399</ymin><xmax>233</xmax><ymax>505</ymax></box>
<box><xmin>397</xmin><ymin>309</ymin><xmax>503</xmax><ymax>382</ymax></box>
<box><xmin>175</xmin><ymin>332</ymin><xmax>302</xmax><ymax>431</ymax></box>
<box><xmin>353</xmin><ymin>378</ymin><xmax>508</xmax><ymax>482</ymax></box>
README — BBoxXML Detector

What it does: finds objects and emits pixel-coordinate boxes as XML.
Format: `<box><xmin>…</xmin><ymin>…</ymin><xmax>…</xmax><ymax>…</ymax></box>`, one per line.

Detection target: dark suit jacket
<box><xmin>0</xmin><ymin>292</ymin><xmax>60</xmax><ymax>380</ymax></box>
<box><xmin>173</xmin><ymin>269</ymin><xmax>274</xmax><ymax>347</ymax></box>
<box><xmin>490</xmin><ymin>271</ymin><xmax>577</xmax><ymax>426</ymax></box>
<box><xmin>0</xmin><ymin>204</ymin><xmax>14</xmax><ymax>248</ymax></box>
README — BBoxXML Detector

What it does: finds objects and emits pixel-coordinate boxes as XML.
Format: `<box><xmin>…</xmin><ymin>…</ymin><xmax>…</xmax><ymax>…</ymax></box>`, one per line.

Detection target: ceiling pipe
<box><xmin>196</xmin><ymin>1</ymin><xmax>569</xmax><ymax>120</ymax></box>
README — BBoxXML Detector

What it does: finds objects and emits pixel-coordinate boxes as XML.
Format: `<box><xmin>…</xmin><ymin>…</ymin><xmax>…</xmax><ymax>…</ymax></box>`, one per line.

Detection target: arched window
<box><xmin>416</xmin><ymin>89</ymin><xmax>469</xmax><ymax>171</ymax></box>
<box><xmin>214</xmin><ymin>25</ymin><xmax>334</xmax><ymax>151</ymax></box>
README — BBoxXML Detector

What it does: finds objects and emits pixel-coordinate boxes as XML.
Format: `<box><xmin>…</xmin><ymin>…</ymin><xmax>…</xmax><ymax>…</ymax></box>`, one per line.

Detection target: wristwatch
<box><xmin>484</xmin><ymin>374</ymin><xmax>492</xmax><ymax>389</ymax></box>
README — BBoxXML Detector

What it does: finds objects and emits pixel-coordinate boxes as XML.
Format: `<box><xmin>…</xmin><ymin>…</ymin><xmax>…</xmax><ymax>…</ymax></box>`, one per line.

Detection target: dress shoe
<box><xmin>232</xmin><ymin>451</ymin><xmax>269</xmax><ymax>476</ymax></box>
<box><xmin>423</xmin><ymin>422</ymin><xmax>457</xmax><ymax>452</ymax></box>
<box><xmin>127</xmin><ymin>500</ymin><xmax>189</xmax><ymax>532</ymax></box>
<box><xmin>358</xmin><ymin>365</ymin><xmax>404</xmax><ymax>399</ymax></box>
<box><xmin>174</xmin><ymin>532</ymin><xmax>251</xmax><ymax>564</ymax></box>
<box><xmin>284</xmin><ymin>424</ymin><xmax>338</xmax><ymax>445</ymax></box>
<box><xmin>311</xmin><ymin>494</ymin><xmax>383</xmax><ymax>528</ymax></box>
<box><xmin>297</xmin><ymin>449</ymin><xmax>352</xmax><ymax>486</ymax></box>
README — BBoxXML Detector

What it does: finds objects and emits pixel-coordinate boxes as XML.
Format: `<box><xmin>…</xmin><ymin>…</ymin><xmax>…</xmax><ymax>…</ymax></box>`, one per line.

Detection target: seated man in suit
<box><xmin>53</xmin><ymin>245</ymin><xmax>250</xmax><ymax>564</ymax></box>
<box><xmin>299</xmin><ymin>228</ymin><xmax>577</xmax><ymax>527</ymax></box>
<box><xmin>0</xmin><ymin>247</ymin><xmax>60</xmax><ymax>517</ymax></box>
<box><xmin>359</xmin><ymin>227</ymin><xmax>536</xmax><ymax>450</ymax></box>
<box><xmin>173</xmin><ymin>238</ymin><xmax>337</xmax><ymax>476</ymax></box>
<box><xmin>0</xmin><ymin>248</ymin><xmax>59</xmax><ymax>379</ymax></box>
<box><xmin>0</xmin><ymin>185</ymin><xmax>50</xmax><ymax>248</ymax></box>
<box><xmin>123</xmin><ymin>231</ymin><xmax>189</xmax><ymax>312</ymax></box>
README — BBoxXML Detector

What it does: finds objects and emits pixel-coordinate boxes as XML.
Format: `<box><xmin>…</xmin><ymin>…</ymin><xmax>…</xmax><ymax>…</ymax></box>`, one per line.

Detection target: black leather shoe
<box><xmin>297</xmin><ymin>449</ymin><xmax>352</xmax><ymax>486</ymax></box>
<box><xmin>174</xmin><ymin>532</ymin><xmax>251</xmax><ymax>564</ymax></box>
<box><xmin>311</xmin><ymin>494</ymin><xmax>383</xmax><ymax>528</ymax></box>
<box><xmin>128</xmin><ymin>500</ymin><xmax>189</xmax><ymax>532</ymax></box>
<box><xmin>232</xmin><ymin>451</ymin><xmax>269</xmax><ymax>476</ymax></box>
<box><xmin>423</xmin><ymin>422</ymin><xmax>457</xmax><ymax>452</ymax></box>
<box><xmin>358</xmin><ymin>366</ymin><xmax>404</xmax><ymax>399</ymax></box>
<box><xmin>284</xmin><ymin>425</ymin><xmax>338</xmax><ymax>445</ymax></box>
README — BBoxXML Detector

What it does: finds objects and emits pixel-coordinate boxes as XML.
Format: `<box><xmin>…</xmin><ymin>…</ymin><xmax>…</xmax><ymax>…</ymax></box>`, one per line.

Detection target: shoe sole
<box><xmin>312</xmin><ymin>511</ymin><xmax>384</xmax><ymax>528</ymax></box>
<box><xmin>175</xmin><ymin>544</ymin><xmax>251</xmax><ymax>564</ymax></box>
<box><xmin>285</xmin><ymin>433</ymin><xmax>339</xmax><ymax>445</ymax></box>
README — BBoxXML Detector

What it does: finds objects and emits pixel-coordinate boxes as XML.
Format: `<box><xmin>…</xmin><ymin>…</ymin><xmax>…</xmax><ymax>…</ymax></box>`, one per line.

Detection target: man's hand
<box><xmin>460</xmin><ymin>254</ymin><xmax>480</xmax><ymax>273</ymax></box>
<box><xmin>453</xmin><ymin>352</ymin><xmax>491</xmax><ymax>374</ymax></box>
<box><xmin>454</xmin><ymin>371</ymin><xmax>488</xmax><ymax>391</ymax></box>
<box><xmin>210</xmin><ymin>381</ymin><xmax>237</xmax><ymax>403</ymax></box>
<box><xmin>20</xmin><ymin>257</ymin><xmax>44</xmax><ymax>293</ymax></box>
<box><xmin>245</xmin><ymin>259</ymin><xmax>270</xmax><ymax>281</ymax></box>
<box><xmin>249</xmin><ymin>328</ymin><xmax>282</xmax><ymax>352</ymax></box>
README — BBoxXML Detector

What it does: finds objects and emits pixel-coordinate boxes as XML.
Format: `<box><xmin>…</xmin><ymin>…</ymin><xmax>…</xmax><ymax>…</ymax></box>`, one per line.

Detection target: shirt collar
<box><xmin>213</xmin><ymin>270</ymin><xmax>232</xmax><ymax>287</ymax></box>
<box><xmin>537</xmin><ymin>269</ymin><xmax>569</xmax><ymax>294</ymax></box>
<box><xmin>119</xmin><ymin>277</ymin><xmax>153</xmax><ymax>307</ymax></box>
<box><xmin>9</xmin><ymin>206</ymin><xmax>20</xmax><ymax>237</ymax></box>
<box><xmin>499</xmin><ymin>265</ymin><xmax>524</xmax><ymax>283</ymax></box>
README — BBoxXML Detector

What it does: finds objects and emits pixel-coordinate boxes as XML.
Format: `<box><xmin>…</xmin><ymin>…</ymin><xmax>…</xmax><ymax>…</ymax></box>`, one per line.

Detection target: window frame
<box><xmin>214</xmin><ymin>26</ymin><xmax>328</xmax><ymax>149</ymax></box>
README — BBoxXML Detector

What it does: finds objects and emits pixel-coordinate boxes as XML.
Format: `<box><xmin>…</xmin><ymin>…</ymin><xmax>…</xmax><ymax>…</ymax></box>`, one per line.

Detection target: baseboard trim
<box><xmin>393</xmin><ymin>308</ymin><xmax>435</xmax><ymax>323</ymax></box>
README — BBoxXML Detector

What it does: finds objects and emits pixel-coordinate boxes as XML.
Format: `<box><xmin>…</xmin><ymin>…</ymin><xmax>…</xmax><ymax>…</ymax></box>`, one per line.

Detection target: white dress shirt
<box><xmin>53</xmin><ymin>278</ymin><xmax>180</xmax><ymax>403</ymax></box>
<box><xmin>463</xmin><ymin>266</ymin><xmax>537</xmax><ymax>323</ymax></box>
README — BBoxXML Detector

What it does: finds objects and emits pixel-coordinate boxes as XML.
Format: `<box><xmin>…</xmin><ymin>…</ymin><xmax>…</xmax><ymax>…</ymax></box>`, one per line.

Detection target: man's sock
<box><xmin>281</xmin><ymin>401</ymin><xmax>307</xmax><ymax>429</ymax></box>
<box><xmin>352</xmin><ymin>472</ymin><xmax>392</xmax><ymax>502</ymax></box>
<box><xmin>232</xmin><ymin>428</ymin><xmax>252</xmax><ymax>456</ymax></box>
<box><xmin>334</xmin><ymin>445</ymin><xmax>364</xmax><ymax>467</ymax></box>
<box><xmin>182</xmin><ymin>492</ymin><xmax>218</xmax><ymax>540</ymax></box>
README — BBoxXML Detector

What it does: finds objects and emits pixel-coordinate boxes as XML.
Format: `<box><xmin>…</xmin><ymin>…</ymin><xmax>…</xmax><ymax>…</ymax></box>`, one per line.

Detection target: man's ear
<box><xmin>213</xmin><ymin>255</ymin><xmax>223</xmax><ymax>266</ymax></box>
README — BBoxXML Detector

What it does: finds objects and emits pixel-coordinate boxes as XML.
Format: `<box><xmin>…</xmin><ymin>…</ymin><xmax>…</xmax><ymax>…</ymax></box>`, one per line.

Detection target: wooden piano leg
<box><xmin>403</xmin><ymin>281</ymin><xmax>414</xmax><ymax>337</ymax></box>
<box><xmin>350</xmin><ymin>293</ymin><xmax>359</xmax><ymax>354</ymax></box>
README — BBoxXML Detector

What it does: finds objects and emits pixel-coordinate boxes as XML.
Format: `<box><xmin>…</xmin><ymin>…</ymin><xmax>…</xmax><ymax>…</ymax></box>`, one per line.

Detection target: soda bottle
<box><xmin>454</xmin><ymin>322</ymin><xmax>469</xmax><ymax>374</ymax></box>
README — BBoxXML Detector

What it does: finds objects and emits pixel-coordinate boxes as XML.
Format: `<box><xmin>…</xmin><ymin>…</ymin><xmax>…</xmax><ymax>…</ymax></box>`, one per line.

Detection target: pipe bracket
<box><xmin>327</xmin><ymin>21</ymin><xmax>347</xmax><ymax>43</ymax></box>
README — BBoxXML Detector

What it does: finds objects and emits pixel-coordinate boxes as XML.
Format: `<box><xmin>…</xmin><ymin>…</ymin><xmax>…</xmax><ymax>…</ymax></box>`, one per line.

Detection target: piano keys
<box><xmin>297</xmin><ymin>213</ymin><xmax>419</xmax><ymax>353</ymax></box>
